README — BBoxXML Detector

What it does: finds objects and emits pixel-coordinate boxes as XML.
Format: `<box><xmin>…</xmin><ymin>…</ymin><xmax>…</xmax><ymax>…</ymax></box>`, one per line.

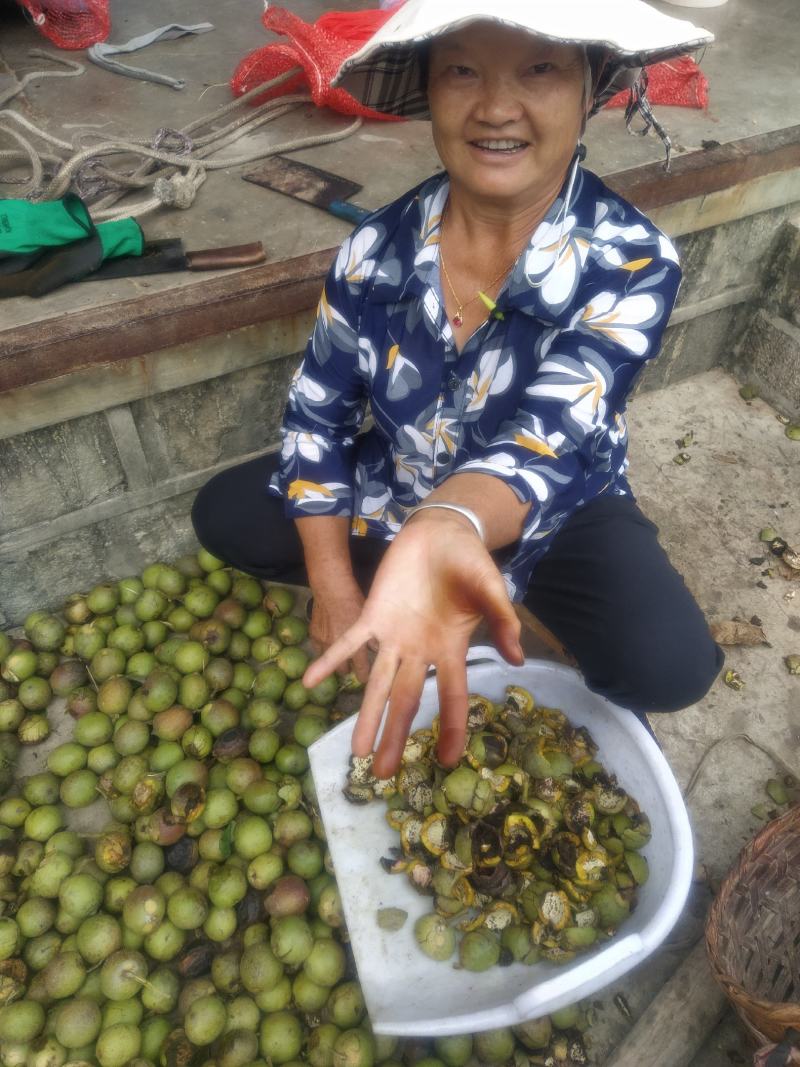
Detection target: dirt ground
<box><xmin>570</xmin><ymin>367</ymin><xmax>800</xmax><ymax>1064</ymax></box>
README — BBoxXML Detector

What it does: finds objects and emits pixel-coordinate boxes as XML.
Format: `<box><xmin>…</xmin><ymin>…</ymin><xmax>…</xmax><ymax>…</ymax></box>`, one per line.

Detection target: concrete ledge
<box><xmin>2</xmin><ymin>128</ymin><xmax>799</xmax><ymax>628</ymax></box>
<box><xmin>1</xmin><ymin>125</ymin><xmax>798</xmax><ymax>396</ymax></box>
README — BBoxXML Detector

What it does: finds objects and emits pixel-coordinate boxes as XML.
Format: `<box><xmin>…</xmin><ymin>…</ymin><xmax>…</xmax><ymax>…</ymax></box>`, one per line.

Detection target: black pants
<box><xmin>192</xmin><ymin>454</ymin><xmax>723</xmax><ymax>718</ymax></box>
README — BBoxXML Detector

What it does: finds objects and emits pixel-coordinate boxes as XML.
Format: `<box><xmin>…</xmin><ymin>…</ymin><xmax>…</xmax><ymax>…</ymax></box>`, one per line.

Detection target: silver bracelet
<box><xmin>404</xmin><ymin>502</ymin><xmax>485</xmax><ymax>544</ymax></box>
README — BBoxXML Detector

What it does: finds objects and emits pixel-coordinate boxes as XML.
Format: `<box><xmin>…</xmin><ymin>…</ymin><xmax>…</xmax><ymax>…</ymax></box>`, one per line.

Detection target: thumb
<box><xmin>474</xmin><ymin>565</ymin><xmax>524</xmax><ymax>665</ymax></box>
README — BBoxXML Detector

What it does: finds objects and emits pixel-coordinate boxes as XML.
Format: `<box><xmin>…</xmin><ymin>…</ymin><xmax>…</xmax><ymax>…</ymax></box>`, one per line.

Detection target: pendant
<box><xmin>453</xmin><ymin>311</ymin><xmax>463</xmax><ymax>327</ymax></box>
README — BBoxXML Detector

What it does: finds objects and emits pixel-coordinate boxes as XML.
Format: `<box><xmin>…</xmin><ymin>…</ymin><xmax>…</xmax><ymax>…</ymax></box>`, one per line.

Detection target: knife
<box><xmin>85</xmin><ymin>239</ymin><xmax>266</xmax><ymax>281</ymax></box>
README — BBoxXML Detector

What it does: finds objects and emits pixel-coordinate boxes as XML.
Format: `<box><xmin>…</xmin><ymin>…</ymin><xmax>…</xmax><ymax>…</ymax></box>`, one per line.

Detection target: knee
<box><xmin>191</xmin><ymin>467</ymin><xmax>261</xmax><ymax>569</ymax></box>
<box><xmin>618</xmin><ymin>633</ymin><xmax>724</xmax><ymax>713</ymax></box>
<box><xmin>586</xmin><ymin>631</ymin><xmax>724</xmax><ymax>714</ymax></box>
<box><xmin>190</xmin><ymin>472</ymin><xmax>229</xmax><ymax>558</ymax></box>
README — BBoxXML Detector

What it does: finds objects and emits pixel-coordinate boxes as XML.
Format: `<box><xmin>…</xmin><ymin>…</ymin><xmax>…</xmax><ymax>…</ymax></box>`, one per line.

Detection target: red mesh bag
<box><xmin>230</xmin><ymin>6</ymin><xmax>402</xmax><ymax>121</ymax></box>
<box><xmin>18</xmin><ymin>0</ymin><xmax>110</xmax><ymax>50</ymax></box>
<box><xmin>605</xmin><ymin>57</ymin><xmax>709</xmax><ymax>110</ymax></box>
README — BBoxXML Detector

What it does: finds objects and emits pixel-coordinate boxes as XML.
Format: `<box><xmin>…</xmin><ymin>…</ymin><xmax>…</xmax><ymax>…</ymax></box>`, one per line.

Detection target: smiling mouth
<box><xmin>470</xmin><ymin>139</ymin><xmax>529</xmax><ymax>154</ymax></box>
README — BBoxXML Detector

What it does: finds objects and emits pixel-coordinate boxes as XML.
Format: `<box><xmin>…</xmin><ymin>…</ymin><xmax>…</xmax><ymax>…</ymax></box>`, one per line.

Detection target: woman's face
<box><xmin>427</xmin><ymin>23</ymin><xmax>587</xmax><ymax>207</ymax></box>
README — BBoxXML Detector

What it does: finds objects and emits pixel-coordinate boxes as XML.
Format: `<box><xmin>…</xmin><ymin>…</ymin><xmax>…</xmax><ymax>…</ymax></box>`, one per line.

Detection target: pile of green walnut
<box><xmin>345</xmin><ymin>687</ymin><xmax>651</xmax><ymax>972</ymax></box>
<box><xmin>0</xmin><ymin>552</ymin><xmax>591</xmax><ymax>1067</ymax></box>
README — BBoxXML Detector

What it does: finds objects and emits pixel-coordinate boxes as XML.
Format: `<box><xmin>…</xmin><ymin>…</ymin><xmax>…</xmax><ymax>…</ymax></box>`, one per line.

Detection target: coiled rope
<box><xmin>0</xmin><ymin>55</ymin><xmax>362</xmax><ymax>220</ymax></box>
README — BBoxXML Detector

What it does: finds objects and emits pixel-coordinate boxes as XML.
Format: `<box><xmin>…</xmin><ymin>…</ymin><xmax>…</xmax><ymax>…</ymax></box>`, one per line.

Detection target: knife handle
<box><xmin>185</xmin><ymin>242</ymin><xmax>266</xmax><ymax>270</ymax></box>
<box><xmin>328</xmin><ymin>200</ymin><xmax>371</xmax><ymax>225</ymax></box>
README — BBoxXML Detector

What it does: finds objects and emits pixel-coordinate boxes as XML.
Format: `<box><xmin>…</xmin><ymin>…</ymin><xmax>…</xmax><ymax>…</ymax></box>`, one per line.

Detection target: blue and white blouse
<box><xmin>271</xmin><ymin>160</ymin><xmax>681</xmax><ymax>600</ymax></box>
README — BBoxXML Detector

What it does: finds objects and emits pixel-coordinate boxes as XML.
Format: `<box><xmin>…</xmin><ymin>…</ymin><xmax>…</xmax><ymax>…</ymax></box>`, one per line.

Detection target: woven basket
<box><xmin>706</xmin><ymin>803</ymin><xmax>800</xmax><ymax>1045</ymax></box>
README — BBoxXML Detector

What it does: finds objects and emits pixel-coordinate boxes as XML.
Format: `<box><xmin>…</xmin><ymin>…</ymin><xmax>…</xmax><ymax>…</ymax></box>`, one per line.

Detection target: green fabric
<box><xmin>96</xmin><ymin>218</ymin><xmax>145</xmax><ymax>260</ymax></box>
<box><xmin>0</xmin><ymin>195</ymin><xmax>144</xmax><ymax>268</ymax></box>
<box><xmin>0</xmin><ymin>194</ymin><xmax>93</xmax><ymax>255</ymax></box>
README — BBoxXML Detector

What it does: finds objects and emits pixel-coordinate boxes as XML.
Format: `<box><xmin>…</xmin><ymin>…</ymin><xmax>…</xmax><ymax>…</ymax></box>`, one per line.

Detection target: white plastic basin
<box><xmin>309</xmin><ymin>646</ymin><xmax>694</xmax><ymax>1036</ymax></box>
<box><xmin>664</xmin><ymin>0</ymin><xmax>727</xmax><ymax>8</ymax></box>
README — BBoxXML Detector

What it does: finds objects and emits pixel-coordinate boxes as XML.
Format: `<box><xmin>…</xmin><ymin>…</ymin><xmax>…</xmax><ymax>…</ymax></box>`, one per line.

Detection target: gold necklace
<box><xmin>439</xmin><ymin>240</ymin><xmax>517</xmax><ymax>328</ymax></box>
<box><xmin>439</xmin><ymin>251</ymin><xmax>514</xmax><ymax>326</ymax></box>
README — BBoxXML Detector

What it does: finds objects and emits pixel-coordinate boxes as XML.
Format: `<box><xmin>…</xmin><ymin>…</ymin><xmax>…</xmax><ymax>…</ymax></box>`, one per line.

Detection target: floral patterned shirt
<box><xmin>271</xmin><ymin>160</ymin><xmax>681</xmax><ymax>600</ymax></box>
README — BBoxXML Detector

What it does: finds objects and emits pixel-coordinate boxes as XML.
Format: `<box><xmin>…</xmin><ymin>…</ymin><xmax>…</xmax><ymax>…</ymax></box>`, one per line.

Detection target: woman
<box><xmin>193</xmin><ymin>0</ymin><xmax>721</xmax><ymax>778</ymax></box>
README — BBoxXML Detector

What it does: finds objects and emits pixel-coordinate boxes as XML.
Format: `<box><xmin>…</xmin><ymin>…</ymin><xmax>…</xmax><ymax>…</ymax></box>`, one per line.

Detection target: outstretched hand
<box><xmin>303</xmin><ymin>513</ymin><xmax>524</xmax><ymax>777</ymax></box>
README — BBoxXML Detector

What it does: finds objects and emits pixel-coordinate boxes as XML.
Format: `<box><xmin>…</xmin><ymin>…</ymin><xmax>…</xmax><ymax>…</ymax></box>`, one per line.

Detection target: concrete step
<box><xmin>732</xmin><ymin>308</ymin><xmax>800</xmax><ymax>420</ymax></box>
<box><xmin>762</xmin><ymin>212</ymin><xmax>800</xmax><ymax>327</ymax></box>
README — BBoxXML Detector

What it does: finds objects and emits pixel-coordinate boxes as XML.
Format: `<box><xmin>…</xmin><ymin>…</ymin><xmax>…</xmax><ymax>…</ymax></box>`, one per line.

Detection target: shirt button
<box><xmin>447</xmin><ymin>372</ymin><xmax>460</xmax><ymax>390</ymax></box>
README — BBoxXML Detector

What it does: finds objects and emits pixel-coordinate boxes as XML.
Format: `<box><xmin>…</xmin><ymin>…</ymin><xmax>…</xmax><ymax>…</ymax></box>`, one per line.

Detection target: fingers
<box><xmin>434</xmin><ymin>653</ymin><xmax>470</xmax><ymax>767</ymax></box>
<box><xmin>372</xmin><ymin>659</ymin><xmax>429</xmax><ymax>778</ymax></box>
<box><xmin>477</xmin><ymin>567</ymin><xmax>524</xmax><ymax>665</ymax></box>
<box><xmin>351</xmin><ymin>648</ymin><xmax>400</xmax><ymax>758</ymax></box>
<box><xmin>501</xmin><ymin>635</ymin><xmax>525</xmax><ymax>666</ymax></box>
<box><xmin>351</xmin><ymin>646</ymin><xmax>371</xmax><ymax>685</ymax></box>
<box><xmin>303</xmin><ymin>624</ymin><xmax>370</xmax><ymax>689</ymax></box>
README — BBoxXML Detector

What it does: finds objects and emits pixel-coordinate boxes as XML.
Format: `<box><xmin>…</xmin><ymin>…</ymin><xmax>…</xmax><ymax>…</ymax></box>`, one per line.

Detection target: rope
<box><xmin>0</xmin><ymin>125</ymin><xmax>45</xmax><ymax>194</ymax></box>
<box><xmin>78</xmin><ymin>67</ymin><xmax>307</xmax><ymax>216</ymax></box>
<box><xmin>100</xmin><ymin>116</ymin><xmax>362</xmax><ymax>222</ymax></box>
<box><xmin>683</xmin><ymin>733</ymin><xmax>798</xmax><ymax>802</ymax></box>
<box><xmin>0</xmin><ymin>50</ymin><xmax>84</xmax><ymax>108</ymax></box>
<box><xmin>0</xmin><ymin>148</ymin><xmax>62</xmax><ymax>178</ymax></box>
<box><xmin>89</xmin><ymin>69</ymin><xmax>309</xmax><ymax>211</ymax></box>
<box><xmin>0</xmin><ymin>109</ymin><xmax>74</xmax><ymax>152</ymax></box>
<box><xmin>0</xmin><ymin>67</ymin><xmax>362</xmax><ymax>221</ymax></box>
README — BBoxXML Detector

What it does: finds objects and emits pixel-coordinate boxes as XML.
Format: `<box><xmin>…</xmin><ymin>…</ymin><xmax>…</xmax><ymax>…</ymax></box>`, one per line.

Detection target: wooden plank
<box><xmin>605</xmin><ymin>125</ymin><xmax>800</xmax><ymax>210</ymax></box>
<box><xmin>605</xmin><ymin>940</ymin><xmax>729</xmax><ymax>1067</ymax></box>
<box><xmin>649</xmin><ymin>170</ymin><xmax>800</xmax><ymax>238</ymax></box>
<box><xmin>0</xmin><ymin>249</ymin><xmax>334</xmax><ymax>393</ymax></box>
<box><xmin>514</xmin><ymin>603</ymin><xmax>573</xmax><ymax>664</ymax></box>
<box><xmin>0</xmin><ymin>312</ymin><xmax>315</xmax><ymax>441</ymax></box>
<box><xmin>104</xmin><ymin>405</ymin><xmax>153</xmax><ymax>491</ymax></box>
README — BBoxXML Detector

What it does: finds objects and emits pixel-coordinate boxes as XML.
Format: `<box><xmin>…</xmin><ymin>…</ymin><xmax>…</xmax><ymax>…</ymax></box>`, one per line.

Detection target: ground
<box><xmin>563</xmin><ymin>367</ymin><xmax>800</xmax><ymax>1064</ymax></box>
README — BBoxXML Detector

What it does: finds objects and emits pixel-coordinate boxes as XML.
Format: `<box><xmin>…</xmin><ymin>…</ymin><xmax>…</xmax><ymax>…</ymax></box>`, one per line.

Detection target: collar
<box><xmin>368</xmin><ymin>153</ymin><xmax>589</xmax><ymax>329</ymax></box>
